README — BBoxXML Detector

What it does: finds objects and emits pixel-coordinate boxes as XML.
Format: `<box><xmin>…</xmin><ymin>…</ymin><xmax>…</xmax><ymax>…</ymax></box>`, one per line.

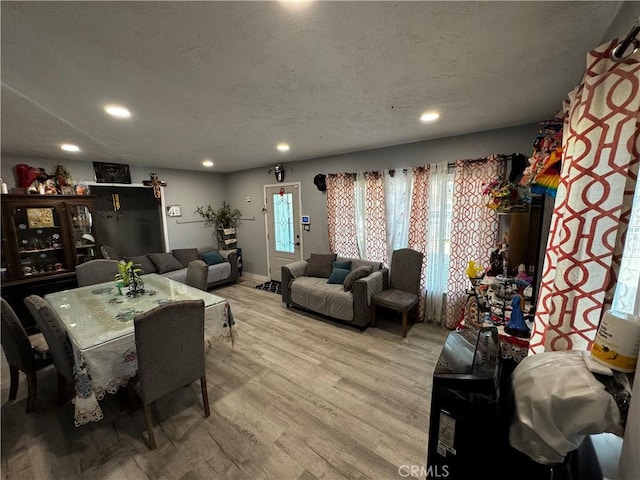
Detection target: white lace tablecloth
<box><xmin>45</xmin><ymin>274</ymin><xmax>237</xmax><ymax>426</ymax></box>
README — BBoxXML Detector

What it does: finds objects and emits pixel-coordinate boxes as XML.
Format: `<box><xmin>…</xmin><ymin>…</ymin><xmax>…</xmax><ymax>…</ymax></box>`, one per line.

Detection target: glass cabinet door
<box><xmin>69</xmin><ymin>204</ymin><xmax>97</xmax><ymax>265</ymax></box>
<box><xmin>11</xmin><ymin>205</ymin><xmax>69</xmax><ymax>279</ymax></box>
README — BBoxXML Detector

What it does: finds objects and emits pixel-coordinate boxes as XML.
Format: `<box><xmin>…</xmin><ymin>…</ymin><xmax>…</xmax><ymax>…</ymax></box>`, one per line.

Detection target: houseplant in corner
<box><xmin>195</xmin><ymin>201</ymin><xmax>242</xmax><ymax>249</ymax></box>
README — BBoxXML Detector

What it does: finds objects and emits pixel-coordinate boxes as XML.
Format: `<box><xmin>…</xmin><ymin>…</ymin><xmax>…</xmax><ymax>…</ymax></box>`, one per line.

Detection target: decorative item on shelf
<box><xmin>114</xmin><ymin>261</ymin><xmax>145</xmax><ymax>296</ymax></box>
<box><xmin>519</xmin><ymin>119</ymin><xmax>563</xmax><ymax>199</ymax></box>
<box><xmin>482</xmin><ymin>179</ymin><xmax>530</xmax><ymax>213</ymax></box>
<box><xmin>53</xmin><ymin>164</ymin><xmax>73</xmax><ymax>192</ymax></box>
<box><xmin>466</xmin><ymin>260</ymin><xmax>484</xmax><ymax>286</ymax></box>
<box><xmin>505</xmin><ymin>294</ymin><xmax>531</xmax><ymax>338</ymax></box>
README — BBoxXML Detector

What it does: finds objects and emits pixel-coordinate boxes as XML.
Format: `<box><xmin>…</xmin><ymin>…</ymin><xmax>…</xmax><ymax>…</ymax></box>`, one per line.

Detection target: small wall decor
<box><xmin>93</xmin><ymin>162</ymin><xmax>132</xmax><ymax>184</ymax></box>
<box><xmin>27</xmin><ymin>208</ymin><xmax>55</xmax><ymax>228</ymax></box>
<box><xmin>167</xmin><ymin>205</ymin><xmax>182</xmax><ymax>217</ymax></box>
<box><xmin>142</xmin><ymin>173</ymin><xmax>167</xmax><ymax>200</ymax></box>
<box><xmin>268</xmin><ymin>163</ymin><xmax>286</xmax><ymax>182</ymax></box>
<box><xmin>313</xmin><ymin>174</ymin><xmax>327</xmax><ymax>192</ymax></box>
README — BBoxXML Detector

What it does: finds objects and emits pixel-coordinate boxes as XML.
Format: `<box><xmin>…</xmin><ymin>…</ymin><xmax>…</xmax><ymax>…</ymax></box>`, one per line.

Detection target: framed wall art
<box><xmin>93</xmin><ymin>162</ymin><xmax>132</xmax><ymax>184</ymax></box>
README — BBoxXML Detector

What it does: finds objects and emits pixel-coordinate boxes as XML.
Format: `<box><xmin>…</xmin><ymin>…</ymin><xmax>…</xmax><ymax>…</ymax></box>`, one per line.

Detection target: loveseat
<box><xmin>124</xmin><ymin>247</ymin><xmax>240</xmax><ymax>289</ymax></box>
<box><xmin>282</xmin><ymin>253</ymin><xmax>387</xmax><ymax>328</ymax></box>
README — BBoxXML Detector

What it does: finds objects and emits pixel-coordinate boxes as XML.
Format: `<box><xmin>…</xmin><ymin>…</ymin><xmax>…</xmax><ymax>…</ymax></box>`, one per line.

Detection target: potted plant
<box><xmin>195</xmin><ymin>201</ymin><xmax>242</xmax><ymax>229</ymax></box>
<box><xmin>195</xmin><ymin>201</ymin><xmax>242</xmax><ymax>249</ymax></box>
<box><xmin>114</xmin><ymin>260</ymin><xmax>144</xmax><ymax>296</ymax></box>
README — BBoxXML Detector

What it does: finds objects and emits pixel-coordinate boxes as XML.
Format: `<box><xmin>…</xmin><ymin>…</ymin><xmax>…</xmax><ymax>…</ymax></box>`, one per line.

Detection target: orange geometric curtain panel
<box><xmin>446</xmin><ymin>156</ymin><xmax>505</xmax><ymax>328</ymax></box>
<box><xmin>326</xmin><ymin>173</ymin><xmax>359</xmax><ymax>258</ymax></box>
<box><xmin>408</xmin><ymin>166</ymin><xmax>430</xmax><ymax>321</ymax></box>
<box><xmin>363</xmin><ymin>171</ymin><xmax>388</xmax><ymax>264</ymax></box>
<box><xmin>530</xmin><ymin>40</ymin><xmax>640</xmax><ymax>353</ymax></box>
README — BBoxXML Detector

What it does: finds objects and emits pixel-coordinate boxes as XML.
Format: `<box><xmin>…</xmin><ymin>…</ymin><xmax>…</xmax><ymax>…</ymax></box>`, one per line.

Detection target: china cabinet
<box><xmin>1</xmin><ymin>194</ymin><xmax>99</xmax><ymax>332</ymax></box>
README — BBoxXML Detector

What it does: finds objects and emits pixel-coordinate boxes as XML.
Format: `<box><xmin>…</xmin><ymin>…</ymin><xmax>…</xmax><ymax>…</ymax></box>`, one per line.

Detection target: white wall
<box><xmin>226</xmin><ymin>122</ymin><xmax>539</xmax><ymax>277</ymax></box>
<box><xmin>1</xmin><ymin>155</ymin><xmax>228</xmax><ymax>251</ymax></box>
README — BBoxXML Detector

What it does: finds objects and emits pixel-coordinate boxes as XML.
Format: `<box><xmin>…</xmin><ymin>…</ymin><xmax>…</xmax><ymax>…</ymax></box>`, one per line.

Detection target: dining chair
<box><xmin>23</xmin><ymin>295</ymin><xmax>76</xmax><ymax>403</ymax></box>
<box><xmin>1</xmin><ymin>298</ymin><xmax>52</xmax><ymax>412</ymax></box>
<box><xmin>75</xmin><ymin>259</ymin><xmax>120</xmax><ymax>287</ymax></box>
<box><xmin>132</xmin><ymin>299</ymin><xmax>209</xmax><ymax>449</ymax></box>
<box><xmin>100</xmin><ymin>244</ymin><xmax>120</xmax><ymax>260</ymax></box>
<box><xmin>186</xmin><ymin>259</ymin><xmax>208</xmax><ymax>291</ymax></box>
<box><xmin>371</xmin><ymin>248</ymin><xmax>424</xmax><ymax>338</ymax></box>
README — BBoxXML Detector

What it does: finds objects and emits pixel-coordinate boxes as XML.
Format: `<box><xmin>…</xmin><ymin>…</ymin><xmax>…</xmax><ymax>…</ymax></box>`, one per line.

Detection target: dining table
<box><xmin>44</xmin><ymin>273</ymin><xmax>237</xmax><ymax>426</ymax></box>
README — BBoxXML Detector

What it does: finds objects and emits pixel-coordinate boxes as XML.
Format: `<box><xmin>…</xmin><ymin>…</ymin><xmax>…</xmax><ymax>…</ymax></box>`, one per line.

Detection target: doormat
<box><xmin>255</xmin><ymin>280</ymin><xmax>282</xmax><ymax>295</ymax></box>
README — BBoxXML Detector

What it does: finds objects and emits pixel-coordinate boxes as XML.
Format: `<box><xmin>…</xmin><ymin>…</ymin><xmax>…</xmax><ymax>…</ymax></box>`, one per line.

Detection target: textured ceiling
<box><xmin>0</xmin><ymin>1</ymin><xmax>625</xmax><ymax>173</ymax></box>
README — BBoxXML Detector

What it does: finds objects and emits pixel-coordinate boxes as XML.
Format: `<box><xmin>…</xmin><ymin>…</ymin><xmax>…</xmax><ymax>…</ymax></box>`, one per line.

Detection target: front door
<box><xmin>265</xmin><ymin>183</ymin><xmax>302</xmax><ymax>282</ymax></box>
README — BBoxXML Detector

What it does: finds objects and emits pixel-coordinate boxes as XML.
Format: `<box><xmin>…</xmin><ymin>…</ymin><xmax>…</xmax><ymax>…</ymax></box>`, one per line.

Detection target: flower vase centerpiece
<box><xmin>114</xmin><ymin>261</ymin><xmax>145</xmax><ymax>297</ymax></box>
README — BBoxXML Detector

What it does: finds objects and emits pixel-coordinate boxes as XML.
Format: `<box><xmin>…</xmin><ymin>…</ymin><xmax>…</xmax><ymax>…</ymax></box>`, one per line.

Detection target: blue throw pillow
<box><xmin>333</xmin><ymin>260</ymin><xmax>351</xmax><ymax>270</ymax></box>
<box><xmin>327</xmin><ymin>267</ymin><xmax>351</xmax><ymax>284</ymax></box>
<box><xmin>202</xmin><ymin>251</ymin><xmax>224</xmax><ymax>266</ymax></box>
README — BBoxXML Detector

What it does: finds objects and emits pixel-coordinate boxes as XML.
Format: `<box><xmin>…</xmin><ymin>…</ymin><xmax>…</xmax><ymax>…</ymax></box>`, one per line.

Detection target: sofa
<box><xmin>124</xmin><ymin>247</ymin><xmax>240</xmax><ymax>289</ymax></box>
<box><xmin>282</xmin><ymin>253</ymin><xmax>388</xmax><ymax>328</ymax></box>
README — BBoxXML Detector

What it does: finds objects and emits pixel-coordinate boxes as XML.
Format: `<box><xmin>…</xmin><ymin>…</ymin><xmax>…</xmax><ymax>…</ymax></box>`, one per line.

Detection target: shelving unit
<box><xmin>1</xmin><ymin>194</ymin><xmax>99</xmax><ymax>332</ymax></box>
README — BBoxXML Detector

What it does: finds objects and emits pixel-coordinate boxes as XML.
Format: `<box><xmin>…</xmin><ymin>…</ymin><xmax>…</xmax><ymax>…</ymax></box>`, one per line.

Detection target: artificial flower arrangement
<box><xmin>482</xmin><ymin>179</ymin><xmax>530</xmax><ymax>213</ymax></box>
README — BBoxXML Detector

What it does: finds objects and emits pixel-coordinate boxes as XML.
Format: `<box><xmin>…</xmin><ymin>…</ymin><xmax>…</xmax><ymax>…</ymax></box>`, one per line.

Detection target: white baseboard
<box><xmin>241</xmin><ymin>272</ymin><xmax>269</xmax><ymax>283</ymax></box>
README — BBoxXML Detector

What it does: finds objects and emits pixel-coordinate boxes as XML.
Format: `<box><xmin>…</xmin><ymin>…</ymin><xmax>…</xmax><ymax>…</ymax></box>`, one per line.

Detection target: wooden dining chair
<box><xmin>1</xmin><ymin>298</ymin><xmax>53</xmax><ymax>412</ymax></box>
<box><xmin>75</xmin><ymin>259</ymin><xmax>120</xmax><ymax>287</ymax></box>
<box><xmin>131</xmin><ymin>300</ymin><xmax>209</xmax><ymax>449</ymax></box>
<box><xmin>371</xmin><ymin>248</ymin><xmax>424</xmax><ymax>338</ymax></box>
<box><xmin>186</xmin><ymin>259</ymin><xmax>208</xmax><ymax>291</ymax></box>
<box><xmin>23</xmin><ymin>295</ymin><xmax>76</xmax><ymax>403</ymax></box>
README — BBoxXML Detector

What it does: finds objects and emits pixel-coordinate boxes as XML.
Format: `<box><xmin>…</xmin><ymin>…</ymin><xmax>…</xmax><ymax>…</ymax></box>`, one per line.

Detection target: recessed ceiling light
<box><xmin>277</xmin><ymin>143</ymin><xmax>290</xmax><ymax>152</ymax></box>
<box><xmin>60</xmin><ymin>144</ymin><xmax>80</xmax><ymax>152</ymax></box>
<box><xmin>104</xmin><ymin>105</ymin><xmax>131</xmax><ymax>119</ymax></box>
<box><xmin>202</xmin><ymin>160</ymin><xmax>214</xmax><ymax>167</ymax></box>
<box><xmin>420</xmin><ymin>111</ymin><xmax>440</xmax><ymax>123</ymax></box>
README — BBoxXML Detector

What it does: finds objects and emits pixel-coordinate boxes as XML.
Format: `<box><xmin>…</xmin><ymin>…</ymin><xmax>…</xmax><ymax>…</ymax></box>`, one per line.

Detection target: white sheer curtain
<box><xmin>424</xmin><ymin>162</ymin><xmax>451</xmax><ymax>323</ymax></box>
<box><xmin>354</xmin><ymin>172</ymin><xmax>366</xmax><ymax>258</ymax></box>
<box><xmin>384</xmin><ymin>169</ymin><xmax>413</xmax><ymax>264</ymax></box>
<box><xmin>612</xmin><ymin>183</ymin><xmax>640</xmax><ymax>316</ymax></box>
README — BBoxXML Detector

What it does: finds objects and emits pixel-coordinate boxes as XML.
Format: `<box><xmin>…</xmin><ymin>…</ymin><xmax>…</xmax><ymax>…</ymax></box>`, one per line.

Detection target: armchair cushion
<box><xmin>305</xmin><ymin>253</ymin><xmax>337</xmax><ymax>278</ymax></box>
<box><xmin>344</xmin><ymin>266</ymin><xmax>373</xmax><ymax>292</ymax></box>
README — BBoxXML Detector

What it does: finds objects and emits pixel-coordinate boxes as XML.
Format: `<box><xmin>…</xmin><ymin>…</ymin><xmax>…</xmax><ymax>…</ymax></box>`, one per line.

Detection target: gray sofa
<box><xmin>282</xmin><ymin>254</ymin><xmax>387</xmax><ymax>328</ymax></box>
<box><xmin>124</xmin><ymin>248</ymin><xmax>240</xmax><ymax>289</ymax></box>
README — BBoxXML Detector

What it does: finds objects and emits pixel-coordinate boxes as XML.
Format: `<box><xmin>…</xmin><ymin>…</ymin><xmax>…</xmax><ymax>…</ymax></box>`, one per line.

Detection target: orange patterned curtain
<box><xmin>530</xmin><ymin>40</ymin><xmax>640</xmax><ymax>353</ymax></box>
<box><xmin>446</xmin><ymin>156</ymin><xmax>505</xmax><ymax>328</ymax></box>
<box><xmin>362</xmin><ymin>171</ymin><xmax>388</xmax><ymax>264</ymax></box>
<box><xmin>326</xmin><ymin>173</ymin><xmax>359</xmax><ymax>258</ymax></box>
<box><xmin>408</xmin><ymin>166</ymin><xmax>430</xmax><ymax>321</ymax></box>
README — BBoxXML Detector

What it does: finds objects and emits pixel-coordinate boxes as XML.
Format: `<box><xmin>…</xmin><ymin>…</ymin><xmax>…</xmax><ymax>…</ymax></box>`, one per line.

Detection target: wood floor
<box><xmin>1</xmin><ymin>278</ymin><xmax>450</xmax><ymax>480</ymax></box>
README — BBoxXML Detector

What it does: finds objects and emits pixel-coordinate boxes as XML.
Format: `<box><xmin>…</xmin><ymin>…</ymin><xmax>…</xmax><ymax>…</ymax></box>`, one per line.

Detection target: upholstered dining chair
<box><xmin>75</xmin><ymin>259</ymin><xmax>120</xmax><ymax>287</ymax></box>
<box><xmin>186</xmin><ymin>259</ymin><xmax>208</xmax><ymax>291</ymax></box>
<box><xmin>1</xmin><ymin>298</ymin><xmax>52</xmax><ymax>412</ymax></box>
<box><xmin>23</xmin><ymin>295</ymin><xmax>76</xmax><ymax>403</ymax></box>
<box><xmin>100</xmin><ymin>244</ymin><xmax>120</xmax><ymax>260</ymax></box>
<box><xmin>131</xmin><ymin>300</ymin><xmax>209</xmax><ymax>449</ymax></box>
<box><xmin>371</xmin><ymin>248</ymin><xmax>424</xmax><ymax>338</ymax></box>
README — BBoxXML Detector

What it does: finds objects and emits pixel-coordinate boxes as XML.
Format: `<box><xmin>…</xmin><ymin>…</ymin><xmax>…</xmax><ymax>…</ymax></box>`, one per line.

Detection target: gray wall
<box><xmin>1</xmin><ymin>155</ymin><xmax>228</xmax><ymax>251</ymax></box>
<box><xmin>227</xmin><ymin>122</ymin><xmax>539</xmax><ymax>277</ymax></box>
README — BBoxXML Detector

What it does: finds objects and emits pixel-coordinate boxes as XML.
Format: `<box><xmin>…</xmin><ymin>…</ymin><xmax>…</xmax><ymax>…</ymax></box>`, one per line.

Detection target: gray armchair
<box><xmin>371</xmin><ymin>248</ymin><xmax>423</xmax><ymax>337</ymax></box>
<box><xmin>1</xmin><ymin>298</ymin><xmax>52</xmax><ymax>412</ymax></box>
<box><xmin>76</xmin><ymin>259</ymin><xmax>120</xmax><ymax>287</ymax></box>
<box><xmin>131</xmin><ymin>300</ymin><xmax>209</xmax><ymax>449</ymax></box>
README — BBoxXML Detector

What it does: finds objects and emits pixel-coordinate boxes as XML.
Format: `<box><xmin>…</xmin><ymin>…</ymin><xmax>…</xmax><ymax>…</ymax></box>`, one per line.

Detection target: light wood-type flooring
<box><xmin>1</xmin><ymin>278</ymin><xmax>450</xmax><ymax>480</ymax></box>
